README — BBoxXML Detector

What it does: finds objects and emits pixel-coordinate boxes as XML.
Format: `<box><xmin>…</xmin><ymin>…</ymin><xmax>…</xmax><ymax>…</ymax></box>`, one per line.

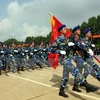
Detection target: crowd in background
<box><xmin>0</xmin><ymin>42</ymin><xmax>51</xmax><ymax>75</ymax></box>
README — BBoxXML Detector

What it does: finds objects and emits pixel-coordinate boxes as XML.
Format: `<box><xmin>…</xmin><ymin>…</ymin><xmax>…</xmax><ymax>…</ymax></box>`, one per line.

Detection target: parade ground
<box><xmin>0</xmin><ymin>58</ymin><xmax>100</xmax><ymax>100</ymax></box>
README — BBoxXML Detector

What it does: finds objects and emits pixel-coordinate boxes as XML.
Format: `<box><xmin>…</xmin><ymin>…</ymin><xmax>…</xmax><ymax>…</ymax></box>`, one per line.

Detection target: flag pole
<box><xmin>93</xmin><ymin>55</ymin><xmax>100</xmax><ymax>63</ymax></box>
<box><xmin>49</xmin><ymin>12</ymin><xmax>53</xmax><ymax>16</ymax></box>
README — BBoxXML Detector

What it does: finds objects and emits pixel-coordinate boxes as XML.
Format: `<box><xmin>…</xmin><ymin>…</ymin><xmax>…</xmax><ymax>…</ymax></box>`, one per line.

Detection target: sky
<box><xmin>0</xmin><ymin>0</ymin><xmax>100</xmax><ymax>41</ymax></box>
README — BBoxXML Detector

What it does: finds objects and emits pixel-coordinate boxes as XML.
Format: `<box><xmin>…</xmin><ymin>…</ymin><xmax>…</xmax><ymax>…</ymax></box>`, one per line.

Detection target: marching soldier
<box><xmin>81</xmin><ymin>28</ymin><xmax>100</xmax><ymax>81</ymax></box>
<box><xmin>71</xmin><ymin>26</ymin><xmax>100</xmax><ymax>89</ymax></box>
<box><xmin>10</xmin><ymin>43</ymin><xmax>20</xmax><ymax>73</ymax></box>
<box><xmin>50</xmin><ymin>25</ymin><xmax>98</xmax><ymax>98</ymax></box>
<box><xmin>0</xmin><ymin>42</ymin><xmax>3</xmax><ymax>75</ymax></box>
<box><xmin>38</xmin><ymin>42</ymin><xmax>50</xmax><ymax>67</ymax></box>
<box><xmin>20</xmin><ymin>42</ymin><xmax>30</xmax><ymax>71</ymax></box>
<box><xmin>28</xmin><ymin>42</ymin><xmax>43</xmax><ymax>69</ymax></box>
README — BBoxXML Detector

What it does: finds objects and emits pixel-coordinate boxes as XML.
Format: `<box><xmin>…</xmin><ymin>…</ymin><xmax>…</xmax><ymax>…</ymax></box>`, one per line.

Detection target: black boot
<box><xmin>80</xmin><ymin>80</ymin><xmax>99</xmax><ymax>93</ymax></box>
<box><xmin>72</xmin><ymin>84</ymin><xmax>82</xmax><ymax>92</ymax></box>
<box><xmin>59</xmin><ymin>86</ymin><xmax>68</xmax><ymax>98</ymax></box>
<box><xmin>85</xmin><ymin>80</ymin><xmax>99</xmax><ymax>90</ymax></box>
<box><xmin>97</xmin><ymin>76</ymin><xmax>100</xmax><ymax>81</ymax></box>
<box><xmin>36</xmin><ymin>63</ymin><xmax>43</xmax><ymax>69</ymax></box>
<box><xmin>4</xmin><ymin>70</ymin><xmax>8</xmax><ymax>76</ymax></box>
<box><xmin>21</xmin><ymin>67</ymin><xmax>25</xmax><ymax>71</ymax></box>
<box><xmin>8</xmin><ymin>66</ymin><xmax>10</xmax><ymax>72</ymax></box>
<box><xmin>0</xmin><ymin>70</ymin><xmax>2</xmax><ymax>75</ymax></box>
<box><xmin>39</xmin><ymin>65</ymin><xmax>43</xmax><ymax>69</ymax></box>
<box><xmin>17</xmin><ymin>68</ymin><xmax>20</xmax><ymax>74</ymax></box>
<box><xmin>31</xmin><ymin>66</ymin><xmax>35</xmax><ymax>70</ymax></box>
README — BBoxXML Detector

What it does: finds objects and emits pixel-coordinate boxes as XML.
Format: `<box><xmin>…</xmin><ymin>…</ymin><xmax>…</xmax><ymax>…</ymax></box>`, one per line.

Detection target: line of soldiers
<box><xmin>0</xmin><ymin>42</ymin><xmax>51</xmax><ymax>75</ymax></box>
<box><xmin>50</xmin><ymin>25</ymin><xmax>100</xmax><ymax>98</ymax></box>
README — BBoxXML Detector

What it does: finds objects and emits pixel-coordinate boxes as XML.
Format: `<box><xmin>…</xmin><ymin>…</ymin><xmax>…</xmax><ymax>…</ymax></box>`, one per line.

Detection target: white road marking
<box><xmin>8</xmin><ymin>74</ymin><xmax>100</xmax><ymax>100</ymax></box>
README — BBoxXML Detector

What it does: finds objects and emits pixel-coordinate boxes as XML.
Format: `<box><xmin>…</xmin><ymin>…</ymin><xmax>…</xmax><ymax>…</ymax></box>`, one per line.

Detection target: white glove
<box><xmin>22</xmin><ymin>53</ymin><xmax>24</xmax><ymax>55</ymax></box>
<box><xmin>68</xmin><ymin>42</ymin><xmax>75</xmax><ymax>46</ymax></box>
<box><xmin>1</xmin><ymin>51</ymin><xmax>4</xmax><ymax>53</ymax></box>
<box><xmin>81</xmin><ymin>42</ymin><xmax>85</xmax><ymax>45</ymax></box>
<box><xmin>25</xmin><ymin>50</ymin><xmax>28</xmax><ymax>52</ymax></box>
<box><xmin>30</xmin><ymin>53</ymin><xmax>33</xmax><ymax>55</ymax></box>
<box><xmin>87</xmin><ymin>49</ymin><xmax>94</xmax><ymax>56</ymax></box>
<box><xmin>34</xmin><ymin>49</ymin><xmax>37</xmax><ymax>52</ymax></box>
<box><xmin>14</xmin><ymin>50</ymin><xmax>18</xmax><ymax>53</ymax></box>
<box><xmin>10</xmin><ymin>54</ymin><xmax>13</xmax><ymax>57</ymax></box>
<box><xmin>60</xmin><ymin>50</ymin><xmax>66</xmax><ymax>55</ymax></box>
<box><xmin>91</xmin><ymin>44</ymin><xmax>95</xmax><ymax>47</ymax></box>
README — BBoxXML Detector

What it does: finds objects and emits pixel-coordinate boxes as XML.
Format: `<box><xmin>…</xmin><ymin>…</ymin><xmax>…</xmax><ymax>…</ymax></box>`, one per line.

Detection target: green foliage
<box><xmin>81</xmin><ymin>22</ymin><xmax>88</xmax><ymax>33</ymax></box>
<box><xmin>25</xmin><ymin>32</ymin><xmax>51</xmax><ymax>45</ymax></box>
<box><xmin>4</xmin><ymin>38</ymin><xmax>20</xmax><ymax>46</ymax></box>
<box><xmin>69</xmin><ymin>28</ymin><xmax>72</xmax><ymax>32</ymax></box>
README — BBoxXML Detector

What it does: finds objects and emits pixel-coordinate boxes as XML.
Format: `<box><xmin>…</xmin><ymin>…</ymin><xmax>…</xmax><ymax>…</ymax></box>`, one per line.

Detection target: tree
<box><xmin>25</xmin><ymin>36</ymin><xmax>33</xmax><ymax>44</ymax></box>
<box><xmin>25</xmin><ymin>32</ymin><xmax>51</xmax><ymax>45</ymax></box>
<box><xmin>88</xmin><ymin>16</ymin><xmax>100</xmax><ymax>45</ymax></box>
<box><xmin>81</xmin><ymin>22</ymin><xmax>88</xmax><ymax>33</ymax></box>
<box><xmin>4</xmin><ymin>38</ymin><xmax>20</xmax><ymax>46</ymax></box>
<box><xmin>44</xmin><ymin>32</ymin><xmax>51</xmax><ymax>44</ymax></box>
<box><xmin>96</xmin><ymin>15</ymin><xmax>100</xmax><ymax>33</ymax></box>
<box><xmin>88</xmin><ymin>16</ymin><xmax>97</xmax><ymax>34</ymax></box>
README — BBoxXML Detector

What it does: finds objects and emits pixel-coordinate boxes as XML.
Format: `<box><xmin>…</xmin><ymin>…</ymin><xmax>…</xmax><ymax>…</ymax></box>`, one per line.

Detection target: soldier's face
<box><xmin>86</xmin><ymin>31</ymin><xmax>91</xmax><ymax>38</ymax></box>
<box><xmin>41</xmin><ymin>43</ymin><xmax>43</xmax><ymax>46</ymax></box>
<box><xmin>60</xmin><ymin>27</ymin><xmax>66</xmax><ymax>35</ymax></box>
<box><xmin>32</xmin><ymin>43</ymin><xmax>34</xmax><ymax>46</ymax></box>
<box><xmin>75</xmin><ymin>29</ymin><xmax>81</xmax><ymax>35</ymax></box>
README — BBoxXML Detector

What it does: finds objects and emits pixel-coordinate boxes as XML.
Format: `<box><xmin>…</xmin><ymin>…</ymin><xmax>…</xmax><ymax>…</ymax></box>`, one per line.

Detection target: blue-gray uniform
<box><xmin>20</xmin><ymin>47</ymin><xmax>30</xmax><ymax>70</ymax></box>
<box><xmin>42</xmin><ymin>48</ymin><xmax>49</xmax><ymax>60</ymax></box>
<box><xmin>38</xmin><ymin>46</ymin><xmax>50</xmax><ymax>67</ymax></box>
<box><xmin>28</xmin><ymin>46</ymin><xmax>43</xmax><ymax>69</ymax></box>
<box><xmin>6</xmin><ymin>47</ymin><xmax>11</xmax><ymax>71</ymax></box>
<box><xmin>50</xmin><ymin>36</ymin><xmax>86</xmax><ymax>87</ymax></box>
<box><xmin>0</xmin><ymin>48</ymin><xmax>4</xmax><ymax>74</ymax></box>
<box><xmin>28</xmin><ymin>46</ymin><xmax>36</xmax><ymax>70</ymax></box>
<box><xmin>9</xmin><ymin>48</ymin><xmax>19</xmax><ymax>72</ymax></box>
<box><xmin>71</xmin><ymin>34</ymin><xmax>100</xmax><ymax>81</ymax></box>
<box><xmin>81</xmin><ymin>37</ymin><xmax>100</xmax><ymax>81</ymax></box>
<box><xmin>0</xmin><ymin>48</ymin><xmax>8</xmax><ymax>71</ymax></box>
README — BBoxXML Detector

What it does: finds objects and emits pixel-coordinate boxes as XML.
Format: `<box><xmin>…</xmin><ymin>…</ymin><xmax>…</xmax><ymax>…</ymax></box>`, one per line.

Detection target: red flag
<box><xmin>50</xmin><ymin>15</ymin><xmax>72</xmax><ymax>44</ymax></box>
<box><xmin>48</xmin><ymin>15</ymin><xmax>72</xmax><ymax>69</ymax></box>
<box><xmin>48</xmin><ymin>52</ymin><xmax>59</xmax><ymax>69</ymax></box>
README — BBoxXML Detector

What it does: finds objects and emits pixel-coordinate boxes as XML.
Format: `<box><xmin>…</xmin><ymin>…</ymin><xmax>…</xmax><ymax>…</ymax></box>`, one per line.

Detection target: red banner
<box><xmin>50</xmin><ymin>15</ymin><xmax>72</xmax><ymax>44</ymax></box>
<box><xmin>92</xmin><ymin>34</ymin><xmax>100</xmax><ymax>38</ymax></box>
<box><xmin>48</xmin><ymin>15</ymin><xmax>72</xmax><ymax>69</ymax></box>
